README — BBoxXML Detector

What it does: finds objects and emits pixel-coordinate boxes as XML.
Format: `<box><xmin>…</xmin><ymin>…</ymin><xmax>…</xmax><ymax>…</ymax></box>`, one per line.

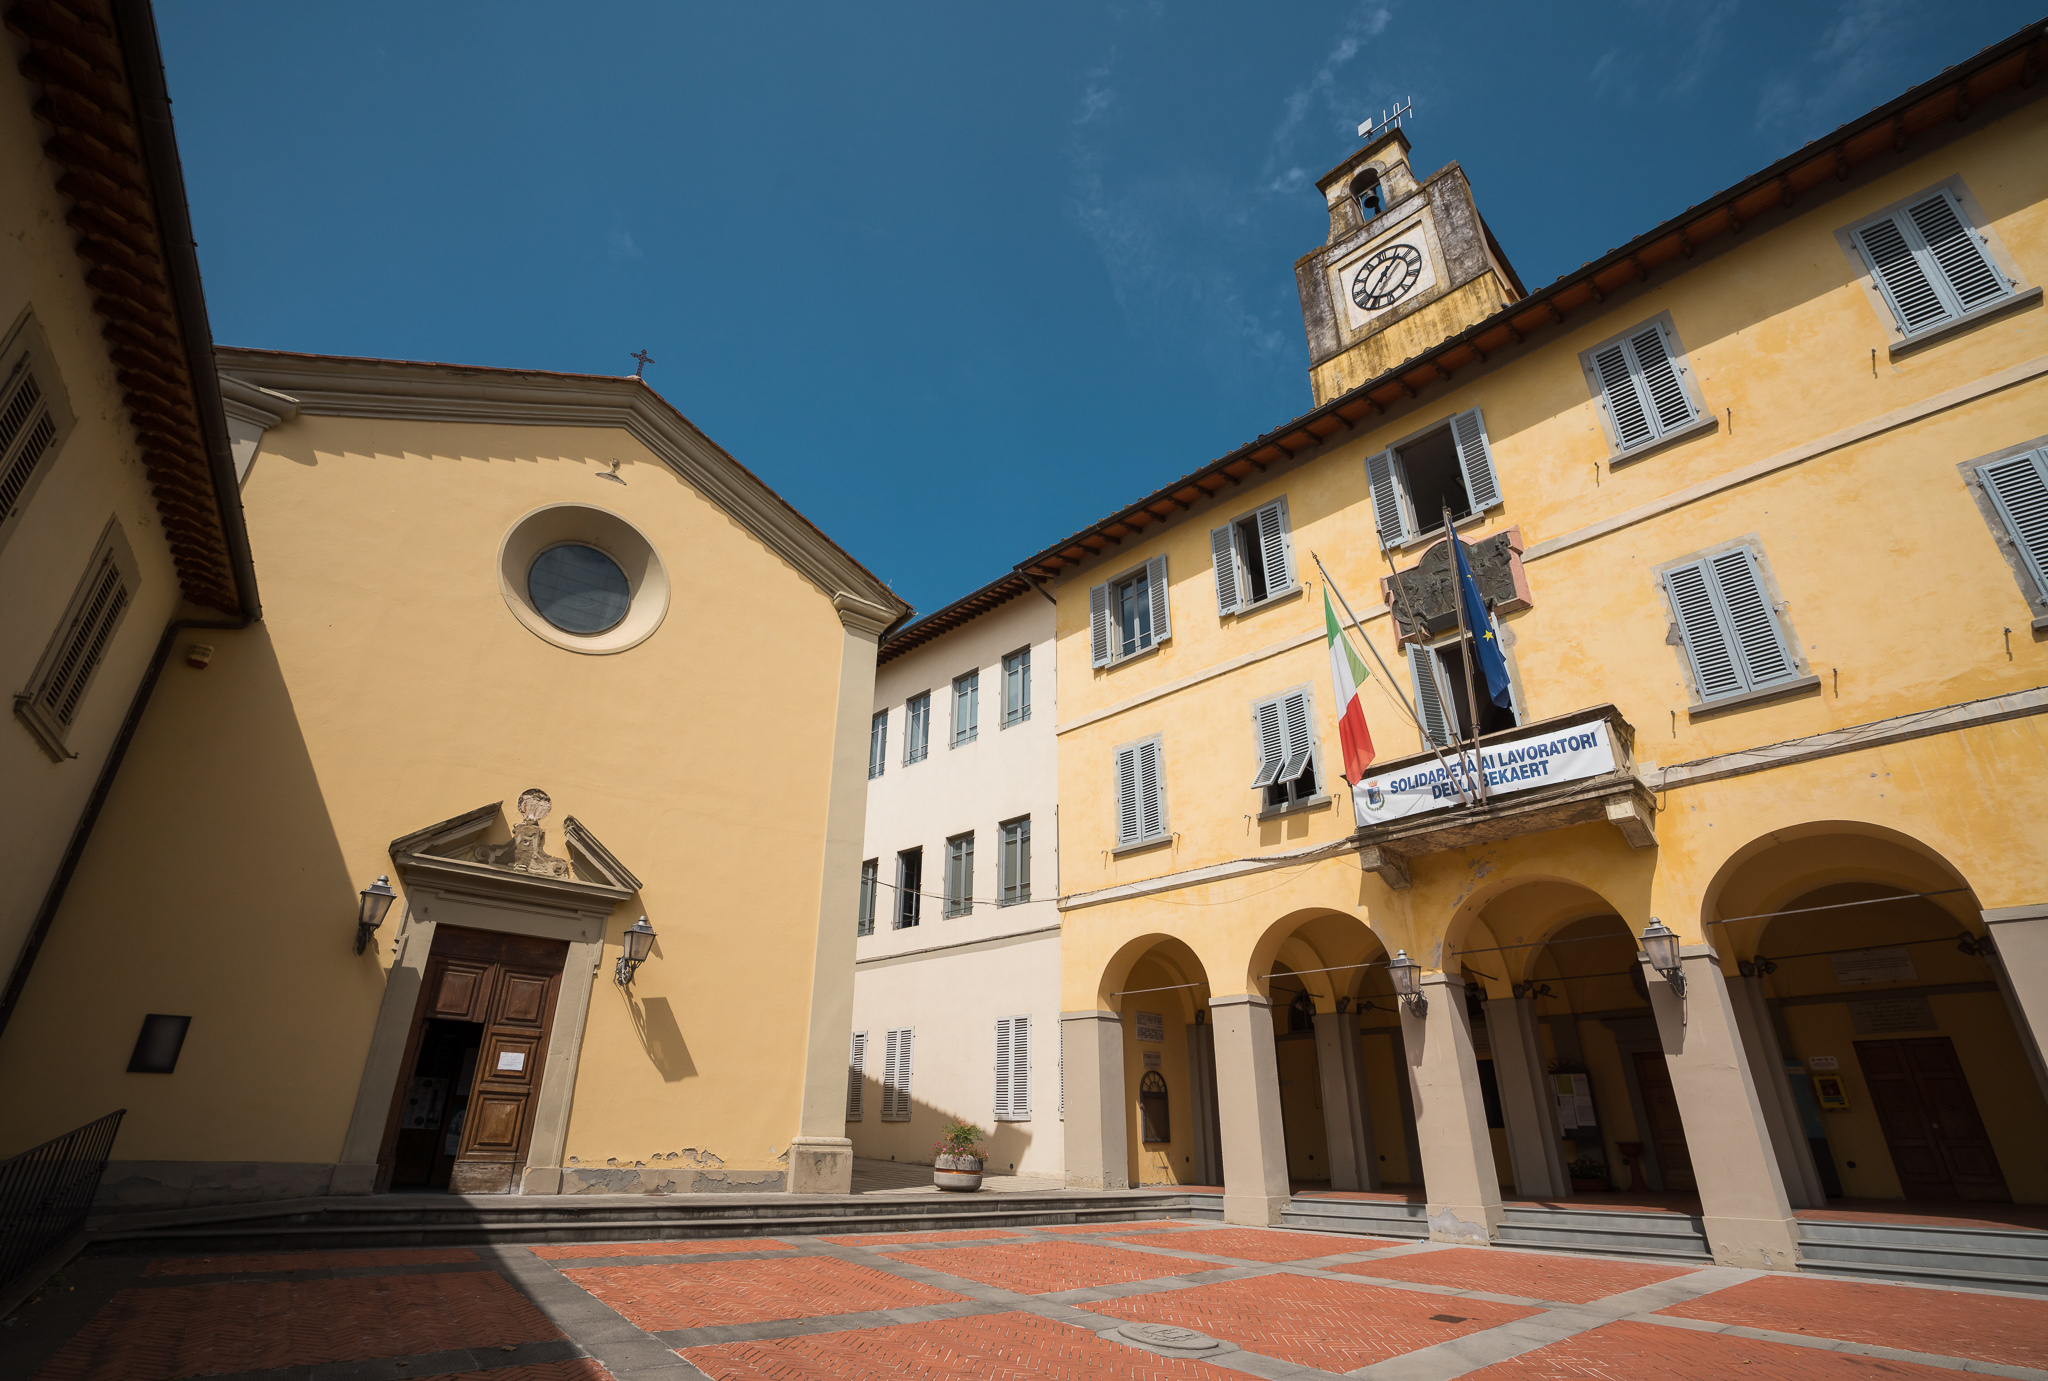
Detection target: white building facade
<box><xmin>846</xmin><ymin>576</ymin><xmax>1062</xmax><ymax>1177</ymax></box>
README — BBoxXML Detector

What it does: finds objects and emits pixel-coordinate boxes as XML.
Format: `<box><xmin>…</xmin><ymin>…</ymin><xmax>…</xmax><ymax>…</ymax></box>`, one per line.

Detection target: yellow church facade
<box><xmin>1036</xmin><ymin>29</ymin><xmax>2048</xmax><ymax>1269</ymax></box>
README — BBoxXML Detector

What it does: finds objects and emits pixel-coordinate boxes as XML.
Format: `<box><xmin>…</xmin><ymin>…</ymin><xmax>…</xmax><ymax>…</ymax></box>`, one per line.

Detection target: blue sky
<box><xmin>161</xmin><ymin>1</ymin><xmax>2041</xmax><ymax>618</ymax></box>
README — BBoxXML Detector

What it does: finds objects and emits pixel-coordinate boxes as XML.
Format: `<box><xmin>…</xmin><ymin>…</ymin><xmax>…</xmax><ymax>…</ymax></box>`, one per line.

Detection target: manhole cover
<box><xmin>1430</xmin><ymin>1314</ymin><xmax>1470</xmax><ymax>1323</ymax></box>
<box><xmin>1115</xmin><ymin>1322</ymin><xmax>1227</xmax><ymax>1356</ymax></box>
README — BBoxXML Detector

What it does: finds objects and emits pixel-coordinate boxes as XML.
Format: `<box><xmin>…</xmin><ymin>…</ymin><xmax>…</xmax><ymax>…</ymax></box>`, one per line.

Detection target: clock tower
<box><xmin>1295</xmin><ymin>127</ymin><xmax>1526</xmax><ymax>406</ymax></box>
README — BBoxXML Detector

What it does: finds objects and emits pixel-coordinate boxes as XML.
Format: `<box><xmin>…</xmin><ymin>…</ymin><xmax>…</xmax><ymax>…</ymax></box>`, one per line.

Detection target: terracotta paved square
<box><xmin>883</xmin><ymin>1240</ymin><xmax>1219</xmax><ymax>1294</ymax></box>
<box><xmin>143</xmin><ymin>1246</ymin><xmax>483</xmax><ymax>1275</ymax></box>
<box><xmin>414</xmin><ymin>1365</ymin><xmax>615</xmax><ymax>1381</ymax></box>
<box><xmin>1468</xmin><ymin>1318</ymin><xmax>1972</xmax><ymax>1379</ymax></box>
<box><xmin>682</xmin><ymin>1308</ymin><xmax>1245</xmax><ymax>1380</ymax></box>
<box><xmin>1332</xmin><ymin>1245</ymin><xmax>1700</xmax><ymax>1302</ymax></box>
<box><xmin>35</xmin><ymin>1271</ymin><xmax>562</xmax><ymax>1381</ymax></box>
<box><xmin>1110</xmin><ymin>1226</ymin><xmax>1394</xmax><ymax>1262</ymax></box>
<box><xmin>820</xmin><ymin>1227</ymin><xmax>1026</xmax><ymax>1245</ymax></box>
<box><xmin>562</xmin><ymin>1256</ymin><xmax>965</xmax><ymax>1330</ymax></box>
<box><xmin>1655</xmin><ymin>1273</ymin><xmax>2048</xmax><ymax>1368</ymax></box>
<box><xmin>1041</xmin><ymin>1220</ymin><xmax>1204</xmax><ymax>1234</ymax></box>
<box><xmin>530</xmin><ymin>1237</ymin><xmax>794</xmax><ymax>1259</ymax></box>
<box><xmin>1081</xmin><ymin>1271</ymin><xmax>1543</xmax><ymax>1372</ymax></box>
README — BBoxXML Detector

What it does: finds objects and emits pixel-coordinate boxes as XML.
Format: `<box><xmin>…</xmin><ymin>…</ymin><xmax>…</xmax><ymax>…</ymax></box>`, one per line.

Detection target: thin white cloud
<box><xmin>607</xmin><ymin>228</ymin><xmax>643</xmax><ymax>264</ymax></box>
<box><xmin>1754</xmin><ymin>0</ymin><xmax>1909</xmax><ymax>137</ymax></box>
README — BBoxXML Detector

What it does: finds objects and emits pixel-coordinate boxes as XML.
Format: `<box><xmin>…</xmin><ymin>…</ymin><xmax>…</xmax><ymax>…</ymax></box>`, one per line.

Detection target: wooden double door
<box><xmin>1856</xmin><ymin>1037</ymin><xmax>2009</xmax><ymax>1202</ymax></box>
<box><xmin>1630</xmin><ymin>1052</ymin><xmax>1697</xmax><ymax>1193</ymax></box>
<box><xmin>381</xmin><ymin>925</ymin><xmax>568</xmax><ymax>1194</ymax></box>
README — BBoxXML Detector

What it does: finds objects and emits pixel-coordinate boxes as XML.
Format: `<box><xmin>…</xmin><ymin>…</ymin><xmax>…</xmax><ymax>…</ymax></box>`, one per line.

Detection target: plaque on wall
<box><xmin>1143</xmin><ymin>1050</ymin><xmax>1162</xmax><ymax>1070</ymax></box>
<box><xmin>1830</xmin><ymin>947</ymin><xmax>1917</xmax><ymax>986</ymax></box>
<box><xmin>1849</xmin><ymin>995</ymin><xmax>1937</xmax><ymax>1034</ymax></box>
<box><xmin>1135</xmin><ymin>1011</ymin><xmax>1164</xmax><ymax>1043</ymax></box>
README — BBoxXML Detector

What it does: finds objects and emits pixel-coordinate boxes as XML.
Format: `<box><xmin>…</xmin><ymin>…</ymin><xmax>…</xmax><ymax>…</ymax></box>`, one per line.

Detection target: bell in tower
<box><xmin>1294</xmin><ymin>125</ymin><xmax>1526</xmax><ymax>406</ymax></box>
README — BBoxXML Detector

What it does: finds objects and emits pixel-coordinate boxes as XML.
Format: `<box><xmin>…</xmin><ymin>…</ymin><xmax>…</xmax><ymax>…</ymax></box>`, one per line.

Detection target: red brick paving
<box><xmin>562</xmin><ymin>1256</ymin><xmax>964</xmax><ymax>1331</ymax></box>
<box><xmin>414</xmin><ymin>1365</ymin><xmax>615</xmax><ymax>1381</ymax></box>
<box><xmin>530</xmin><ymin>1237</ymin><xmax>794</xmax><ymax>1260</ymax></box>
<box><xmin>1111</xmin><ymin>1227</ymin><xmax>1393</xmax><ymax>1262</ymax></box>
<box><xmin>1468</xmin><ymin>1319</ymin><xmax>1971</xmax><ymax>1379</ymax></box>
<box><xmin>1041</xmin><ymin>1220</ymin><xmax>1208</xmax><ymax>1234</ymax></box>
<box><xmin>820</xmin><ymin>1228</ymin><xmax>1025</xmax><ymax>1246</ymax></box>
<box><xmin>1656</xmin><ymin>1274</ymin><xmax>2048</xmax><ymax>1368</ymax></box>
<box><xmin>35</xmin><ymin>1272</ymin><xmax>561</xmax><ymax>1381</ymax></box>
<box><xmin>883</xmin><ymin>1240</ymin><xmax>1220</xmax><ymax>1295</ymax></box>
<box><xmin>683</xmin><ymin>1309</ymin><xmax>1243</xmax><ymax>1380</ymax></box>
<box><xmin>1082</xmin><ymin>1272</ymin><xmax>1542</xmax><ymax>1372</ymax></box>
<box><xmin>143</xmin><ymin>1246</ymin><xmax>482</xmax><ymax>1275</ymax></box>
<box><xmin>1332</xmin><ymin>1246</ymin><xmax>1700</xmax><ymax>1302</ymax></box>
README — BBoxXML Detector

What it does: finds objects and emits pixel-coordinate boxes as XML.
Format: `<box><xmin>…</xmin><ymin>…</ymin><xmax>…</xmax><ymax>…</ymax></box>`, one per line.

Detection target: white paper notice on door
<box><xmin>496</xmin><ymin>1051</ymin><xmax>526</xmax><ymax>1072</ymax></box>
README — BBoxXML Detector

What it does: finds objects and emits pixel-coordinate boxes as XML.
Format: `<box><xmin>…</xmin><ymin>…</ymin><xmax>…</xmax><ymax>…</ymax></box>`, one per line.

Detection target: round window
<box><xmin>528</xmin><ymin>544</ymin><xmax>631</xmax><ymax>634</ymax></box>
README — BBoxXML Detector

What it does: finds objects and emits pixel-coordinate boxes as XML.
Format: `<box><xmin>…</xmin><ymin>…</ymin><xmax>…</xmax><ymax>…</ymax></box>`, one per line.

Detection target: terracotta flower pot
<box><xmin>933</xmin><ymin>1153</ymin><xmax>983</xmax><ymax>1192</ymax></box>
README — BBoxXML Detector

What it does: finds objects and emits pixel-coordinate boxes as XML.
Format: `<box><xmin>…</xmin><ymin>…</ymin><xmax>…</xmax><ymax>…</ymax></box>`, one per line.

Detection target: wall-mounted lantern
<box><xmin>1388</xmin><ymin>949</ymin><xmax>1427</xmax><ymax>1017</ymax></box>
<box><xmin>355</xmin><ymin>875</ymin><xmax>397</xmax><ymax>954</ymax></box>
<box><xmin>615</xmin><ymin>915</ymin><xmax>657</xmax><ymax>985</ymax></box>
<box><xmin>1640</xmin><ymin>918</ymin><xmax>1686</xmax><ymax>995</ymax></box>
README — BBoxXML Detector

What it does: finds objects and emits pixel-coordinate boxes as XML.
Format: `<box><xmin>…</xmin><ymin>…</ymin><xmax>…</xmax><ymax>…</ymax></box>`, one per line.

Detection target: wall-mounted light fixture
<box><xmin>1511</xmin><ymin>980</ymin><xmax>1555</xmax><ymax>1000</ymax></box>
<box><xmin>1640</xmin><ymin>918</ymin><xmax>1686</xmax><ymax>996</ymax></box>
<box><xmin>1737</xmin><ymin>956</ymin><xmax>1779</xmax><ymax>977</ymax></box>
<box><xmin>615</xmin><ymin>915</ymin><xmax>657</xmax><ymax>985</ymax></box>
<box><xmin>1388</xmin><ymin>949</ymin><xmax>1427</xmax><ymax>1017</ymax></box>
<box><xmin>355</xmin><ymin>875</ymin><xmax>397</xmax><ymax>954</ymax></box>
<box><xmin>1956</xmin><ymin>931</ymin><xmax>1997</xmax><ymax>958</ymax></box>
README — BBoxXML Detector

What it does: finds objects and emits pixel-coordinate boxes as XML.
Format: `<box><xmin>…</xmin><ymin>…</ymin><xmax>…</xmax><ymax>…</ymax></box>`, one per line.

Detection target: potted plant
<box><xmin>1568</xmin><ymin>1157</ymin><xmax>1611</xmax><ymax>1193</ymax></box>
<box><xmin>932</xmin><ymin>1121</ymin><xmax>987</xmax><ymax>1192</ymax></box>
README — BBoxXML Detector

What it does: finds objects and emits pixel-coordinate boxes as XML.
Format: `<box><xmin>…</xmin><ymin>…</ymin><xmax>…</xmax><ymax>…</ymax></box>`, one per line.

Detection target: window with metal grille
<box><xmin>1113</xmin><ymin>736</ymin><xmax>1167</xmax><ymax>849</ymax></box>
<box><xmin>1250</xmin><ymin>687</ymin><xmax>1321</xmax><ymax>811</ymax></box>
<box><xmin>999</xmin><ymin>816</ymin><xmax>1031</xmax><ymax>905</ymax></box>
<box><xmin>1001</xmin><ymin>647</ymin><xmax>1031</xmax><ymax>726</ymax></box>
<box><xmin>1138</xmin><ymin>1071</ymin><xmax>1170</xmax><ymax>1143</ymax></box>
<box><xmin>16</xmin><ymin>521</ymin><xmax>136</xmax><ymax>761</ymax></box>
<box><xmin>1662</xmin><ymin>546</ymin><xmax>1800</xmax><ymax>704</ymax></box>
<box><xmin>904</xmin><ymin>692</ymin><xmax>930</xmax><ymax>764</ymax></box>
<box><xmin>1364</xmin><ymin>409</ymin><xmax>1502</xmax><ymax>548</ymax></box>
<box><xmin>1211</xmin><ymin>497</ymin><xmax>1298</xmax><ymax>616</ymax></box>
<box><xmin>1851</xmin><ymin>186</ymin><xmax>2014</xmax><ymax>338</ymax></box>
<box><xmin>1979</xmin><ymin>448</ymin><xmax>2048</xmax><ymax>607</ymax></box>
<box><xmin>881</xmin><ymin>1027</ymin><xmax>914</xmax><ymax>1121</ymax></box>
<box><xmin>1583</xmin><ymin>316</ymin><xmax>1703</xmax><ymax>456</ymax></box>
<box><xmin>944</xmin><ymin>832</ymin><xmax>974</xmax><ymax>917</ymax></box>
<box><xmin>895</xmin><ymin>848</ymin><xmax>922</xmax><ymax>929</ymax></box>
<box><xmin>951</xmin><ymin>669</ymin><xmax>978</xmax><ymax>746</ymax></box>
<box><xmin>867</xmin><ymin>709</ymin><xmax>887</xmax><ymax>779</ymax></box>
<box><xmin>993</xmin><ymin>1015</ymin><xmax>1030</xmax><ymax>1121</ymax></box>
<box><xmin>1088</xmin><ymin>555</ymin><xmax>1171</xmax><ymax>667</ymax></box>
<box><xmin>857</xmin><ymin>859</ymin><xmax>878</xmax><ymax>936</ymax></box>
<box><xmin>845</xmin><ymin>1031</ymin><xmax>867</xmax><ymax>1120</ymax></box>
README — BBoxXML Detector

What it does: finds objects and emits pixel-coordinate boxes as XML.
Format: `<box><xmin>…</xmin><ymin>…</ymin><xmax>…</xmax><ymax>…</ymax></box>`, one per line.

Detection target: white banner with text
<box><xmin>1351</xmin><ymin>719</ymin><xmax>1618</xmax><ymax>826</ymax></box>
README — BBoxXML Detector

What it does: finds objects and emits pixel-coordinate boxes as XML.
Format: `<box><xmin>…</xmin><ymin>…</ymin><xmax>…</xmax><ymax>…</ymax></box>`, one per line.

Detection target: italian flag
<box><xmin>1325</xmin><ymin>590</ymin><xmax>1376</xmax><ymax>783</ymax></box>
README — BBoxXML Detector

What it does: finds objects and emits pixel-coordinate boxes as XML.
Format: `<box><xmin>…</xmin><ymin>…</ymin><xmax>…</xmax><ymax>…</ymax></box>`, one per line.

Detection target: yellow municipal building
<box><xmin>3</xmin><ymin>0</ymin><xmax>2047</xmax><ymax>1279</ymax></box>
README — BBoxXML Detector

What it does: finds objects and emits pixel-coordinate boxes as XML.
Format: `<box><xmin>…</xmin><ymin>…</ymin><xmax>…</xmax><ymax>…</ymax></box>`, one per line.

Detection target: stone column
<box><xmin>1982</xmin><ymin>905</ymin><xmax>2048</xmax><ymax>1106</ymax></box>
<box><xmin>1186</xmin><ymin>1020</ymin><xmax>1223</xmax><ymax>1186</ymax></box>
<box><xmin>1313</xmin><ymin>1010</ymin><xmax>1373</xmax><ymax>1191</ymax></box>
<box><xmin>1731</xmin><ymin>974</ymin><xmax>1824</xmax><ymax>1209</ymax></box>
<box><xmin>1063</xmin><ymin>1010</ymin><xmax>1129</xmax><ymax>1190</ymax></box>
<box><xmin>1484</xmin><ymin>996</ymin><xmax>1568</xmax><ymax>1199</ymax></box>
<box><xmin>1210</xmin><ymin>993</ymin><xmax>1290</xmax><ymax>1225</ymax></box>
<box><xmin>1401</xmin><ymin>971</ymin><xmax>1503</xmax><ymax>1244</ymax></box>
<box><xmin>1644</xmin><ymin>944</ymin><xmax>1798</xmax><ymax>1270</ymax></box>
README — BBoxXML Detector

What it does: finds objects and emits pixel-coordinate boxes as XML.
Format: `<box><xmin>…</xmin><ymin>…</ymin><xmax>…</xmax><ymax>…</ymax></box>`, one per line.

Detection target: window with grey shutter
<box><xmin>1250</xmin><ymin>688</ymin><xmax>1320</xmax><ymax>810</ymax></box>
<box><xmin>857</xmin><ymin>859</ymin><xmax>878</xmax><ymax>936</ymax></box>
<box><xmin>994</xmin><ymin>1015</ymin><xmax>1031</xmax><ymax>1121</ymax></box>
<box><xmin>1852</xmin><ymin>187</ymin><xmax>2013</xmax><ymax>337</ymax></box>
<box><xmin>1001</xmin><ymin>647</ymin><xmax>1031</xmax><ymax>725</ymax></box>
<box><xmin>868</xmin><ymin>710</ymin><xmax>887</xmax><ymax>779</ymax></box>
<box><xmin>951</xmin><ymin>669</ymin><xmax>978</xmax><ymax>746</ymax></box>
<box><xmin>1090</xmin><ymin>557</ymin><xmax>1171</xmax><ymax>664</ymax></box>
<box><xmin>1407</xmin><ymin>644</ymin><xmax>1455</xmax><ymax>748</ymax></box>
<box><xmin>846</xmin><ymin>1031</ymin><xmax>867</xmax><ymax>1120</ymax></box>
<box><xmin>1663</xmin><ymin>546</ymin><xmax>1798</xmax><ymax>704</ymax></box>
<box><xmin>1114</xmin><ymin>736</ymin><xmax>1167</xmax><ymax>849</ymax></box>
<box><xmin>1366</xmin><ymin>449</ymin><xmax>1411</xmax><ymax>547</ymax></box>
<box><xmin>945</xmin><ymin>832</ymin><xmax>974</xmax><ymax>917</ymax></box>
<box><xmin>1449</xmin><ymin>409</ymin><xmax>1501</xmax><ymax>514</ymax></box>
<box><xmin>1979</xmin><ymin>449</ymin><xmax>2048</xmax><ymax>602</ymax></box>
<box><xmin>16</xmin><ymin>520</ymin><xmax>138</xmax><ymax>761</ymax></box>
<box><xmin>1588</xmin><ymin>319</ymin><xmax>1700</xmax><ymax>453</ymax></box>
<box><xmin>904</xmin><ymin>692</ymin><xmax>930</xmax><ymax>763</ymax></box>
<box><xmin>1369</xmin><ymin>411</ymin><xmax>1502</xmax><ymax>548</ymax></box>
<box><xmin>0</xmin><ymin>360</ymin><xmax>60</xmax><ymax>554</ymax></box>
<box><xmin>1212</xmin><ymin>498</ymin><xmax>1297</xmax><ymax>615</ymax></box>
<box><xmin>1000</xmin><ymin>816</ymin><xmax>1031</xmax><ymax>904</ymax></box>
<box><xmin>881</xmin><ymin>1027</ymin><xmax>914</xmax><ymax>1121</ymax></box>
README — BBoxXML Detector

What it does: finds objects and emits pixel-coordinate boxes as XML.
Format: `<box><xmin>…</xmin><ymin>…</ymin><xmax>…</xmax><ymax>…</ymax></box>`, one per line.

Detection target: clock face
<box><xmin>1352</xmin><ymin>243</ymin><xmax>1425</xmax><ymax>311</ymax></box>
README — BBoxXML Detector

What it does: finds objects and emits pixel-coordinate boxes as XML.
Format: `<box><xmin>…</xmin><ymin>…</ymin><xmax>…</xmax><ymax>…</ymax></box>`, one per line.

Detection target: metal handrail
<box><xmin>0</xmin><ymin>1109</ymin><xmax>124</xmax><ymax>1293</ymax></box>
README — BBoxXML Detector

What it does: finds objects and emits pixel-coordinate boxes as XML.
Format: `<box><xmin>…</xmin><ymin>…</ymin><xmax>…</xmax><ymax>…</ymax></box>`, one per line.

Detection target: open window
<box><xmin>1407</xmin><ymin>636</ymin><xmax>1518</xmax><ymax>748</ymax></box>
<box><xmin>1089</xmin><ymin>555</ymin><xmax>1171</xmax><ymax>667</ymax></box>
<box><xmin>1365</xmin><ymin>409</ymin><xmax>1502</xmax><ymax>548</ymax></box>
<box><xmin>1250</xmin><ymin>686</ymin><xmax>1321</xmax><ymax>812</ymax></box>
<box><xmin>1211</xmin><ymin>497</ymin><xmax>1297</xmax><ymax>616</ymax></box>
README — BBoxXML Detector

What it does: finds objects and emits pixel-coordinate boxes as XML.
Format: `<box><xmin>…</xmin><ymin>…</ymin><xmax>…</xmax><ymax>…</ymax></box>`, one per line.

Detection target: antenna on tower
<box><xmin>1357</xmin><ymin>98</ymin><xmax>1413</xmax><ymax>141</ymax></box>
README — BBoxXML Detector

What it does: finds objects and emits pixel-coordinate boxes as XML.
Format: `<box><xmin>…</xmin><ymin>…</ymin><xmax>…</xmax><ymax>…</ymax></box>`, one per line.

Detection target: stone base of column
<box><xmin>1702</xmin><ymin>1213</ymin><xmax>1800</xmax><ymax>1270</ymax></box>
<box><xmin>787</xmin><ymin>1136</ymin><xmax>853</xmax><ymax>1194</ymax></box>
<box><xmin>1223</xmin><ymin>1192</ymin><xmax>1289</xmax><ymax>1226</ymax></box>
<box><xmin>1426</xmin><ymin>1199</ymin><xmax>1504</xmax><ymax>1245</ymax></box>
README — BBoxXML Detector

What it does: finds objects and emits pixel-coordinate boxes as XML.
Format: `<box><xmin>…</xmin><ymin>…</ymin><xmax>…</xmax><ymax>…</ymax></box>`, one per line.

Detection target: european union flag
<box><xmin>1453</xmin><ymin>537</ymin><xmax>1514</xmax><ymax>709</ymax></box>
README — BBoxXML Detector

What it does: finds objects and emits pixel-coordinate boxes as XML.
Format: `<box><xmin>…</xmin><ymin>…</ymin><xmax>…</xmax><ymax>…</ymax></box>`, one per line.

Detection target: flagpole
<box><xmin>1311</xmin><ymin>551</ymin><xmax>1472</xmax><ymax>808</ymax></box>
<box><xmin>1375</xmin><ymin>539</ymin><xmax>1480</xmax><ymax>807</ymax></box>
<box><xmin>1442</xmin><ymin>503</ymin><xmax>1491</xmax><ymax>802</ymax></box>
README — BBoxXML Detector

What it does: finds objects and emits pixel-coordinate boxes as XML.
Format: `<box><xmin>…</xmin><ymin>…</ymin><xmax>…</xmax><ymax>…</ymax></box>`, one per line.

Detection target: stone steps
<box><xmin>1796</xmin><ymin>1218</ymin><xmax>2048</xmax><ymax>1296</ymax></box>
<box><xmin>1280</xmin><ymin>1195</ymin><xmax>1431</xmax><ymax>1240</ymax></box>
<box><xmin>1496</xmin><ymin>1204</ymin><xmax>1709</xmax><ymax>1261</ymax></box>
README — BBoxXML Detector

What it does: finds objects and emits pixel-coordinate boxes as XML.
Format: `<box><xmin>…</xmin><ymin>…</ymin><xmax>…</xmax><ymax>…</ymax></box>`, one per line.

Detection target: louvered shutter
<box><xmin>1144</xmin><ymin>554</ymin><xmax>1170</xmax><ymax>644</ymax></box>
<box><xmin>1856</xmin><ymin>215</ymin><xmax>1948</xmax><ymax>333</ymax></box>
<box><xmin>1907</xmin><ymin>191</ymin><xmax>2007</xmax><ymax>313</ymax></box>
<box><xmin>1629</xmin><ymin>324</ymin><xmax>1695</xmax><ymax>433</ymax></box>
<box><xmin>1408</xmin><ymin>646</ymin><xmax>1454</xmax><ymax>747</ymax></box>
<box><xmin>1210</xmin><ymin>523</ymin><xmax>1242</xmax><ymax>615</ymax></box>
<box><xmin>1279</xmin><ymin>690</ymin><xmax>1314</xmax><ymax>783</ymax></box>
<box><xmin>1</xmin><ymin>367</ymin><xmax>58</xmax><ymax>524</ymax></box>
<box><xmin>1256</xmin><ymin>499</ymin><xmax>1294</xmax><ymax>593</ymax></box>
<box><xmin>1980</xmin><ymin>451</ymin><xmax>2048</xmax><ymax>600</ymax></box>
<box><xmin>1707</xmin><ymin>547</ymin><xmax>1794</xmax><ymax>688</ymax></box>
<box><xmin>1592</xmin><ymin>342</ymin><xmax>1654</xmax><ymax>450</ymax></box>
<box><xmin>1011</xmin><ymin>1016</ymin><xmax>1030</xmax><ymax>1118</ymax></box>
<box><xmin>881</xmin><ymin>1028</ymin><xmax>914</xmax><ymax>1121</ymax></box>
<box><xmin>1664</xmin><ymin>560</ymin><xmax>1743</xmax><ymax>700</ymax></box>
<box><xmin>1250</xmin><ymin>698</ymin><xmax>1286</xmax><ymax>788</ymax></box>
<box><xmin>39</xmin><ymin>555</ymin><xmax>129</xmax><ymax>728</ymax></box>
<box><xmin>1115</xmin><ymin>745</ymin><xmax>1141</xmax><ymax>845</ymax></box>
<box><xmin>1058</xmin><ymin>1021</ymin><xmax>1065</xmax><ymax>1120</ymax></box>
<box><xmin>1450</xmin><ymin>409</ymin><xmax>1502</xmax><ymax>513</ymax></box>
<box><xmin>994</xmin><ymin>1018</ymin><xmax>1014</xmax><ymax>1119</ymax></box>
<box><xmin>1366</xmin><ymin>449</ymin><xmax>1411</xmax><ymax>546</ymax></box>
<box><xmin>846</xmin><ymin>1032</ymin><xmax>867</xmax><ymax>1120</ymax></box>
<box><xmin>1856</xmin><ymin>190</ymin><xmax>2010</xmax><ymax>336</ymax></box>
<box><xmin>1136</xmin><ymin>739</ymin><xmax>1164</xmax><ymax>840</ymax></box>
<box><xmin>1089</xmin><ymin>581</ymin><xmax>1112</xmax><ymax>667</ymax></box>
